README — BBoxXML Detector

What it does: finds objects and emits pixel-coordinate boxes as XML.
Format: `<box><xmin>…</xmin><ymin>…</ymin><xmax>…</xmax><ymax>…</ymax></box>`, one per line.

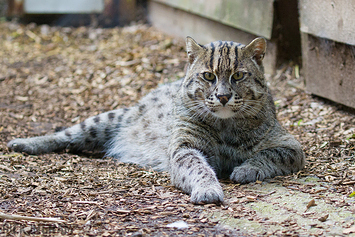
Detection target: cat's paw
<box><xmin>7</xmin><ymin>139</ymin><xmax>36</xmax><ymax>154</ymax></box>
<box><xmin>230</xmin><ymin>166</ymin><xmax>265</xmax><ymax>184</ymax></box>
<box><xmin>190</xmin><ymin>185</ymin><xmax>224</xmax><ymax>204</ymax></box>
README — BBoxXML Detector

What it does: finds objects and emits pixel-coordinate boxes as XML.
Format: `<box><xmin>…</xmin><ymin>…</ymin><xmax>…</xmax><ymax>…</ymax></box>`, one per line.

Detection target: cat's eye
<box><xmin>203</xmin><ymin>72</ymin><xmax>216</xmax><ymax>81</ymax></box>
<box><xmin>232</xmin><ymin>71</ymin><xmax>245</xmax><ymax>81</ymax></box>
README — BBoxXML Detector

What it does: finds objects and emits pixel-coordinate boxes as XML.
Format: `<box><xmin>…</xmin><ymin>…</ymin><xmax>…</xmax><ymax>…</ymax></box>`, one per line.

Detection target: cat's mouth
<box><xmin>212</xmin><ymin>107</ymin><xmax>235</xmax><ymax>119</ymax></box>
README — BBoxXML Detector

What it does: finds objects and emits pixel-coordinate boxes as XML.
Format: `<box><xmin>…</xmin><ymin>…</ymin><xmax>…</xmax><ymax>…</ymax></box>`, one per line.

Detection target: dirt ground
<box><xmin>0</xmin><ymin>22</ymin><xmax>354</xmax><ymax>236</ymax></box>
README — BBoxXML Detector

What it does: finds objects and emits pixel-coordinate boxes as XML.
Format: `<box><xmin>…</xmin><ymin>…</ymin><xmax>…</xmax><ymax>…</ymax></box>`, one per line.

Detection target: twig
<box><xmin>73</xmin><ymin>201</ymin><xmax>102</xmax><ymax>205</ymax></box>
<box><xmin>0</xmin><ymin>212</ymin><xmax>66</xmax><ymax>223</ymax></box>
<box><xmin>25</xmin><ymin>30</ymin><xmax>41</xmax><ymax>43</ymax></box>
<box><xmin>0</xmin><ymin>164</ymin><xmax>13</xmax><ymax>172</ymax></box>
<box><xmin>258</xmin><ymin>190</ymin><xmax>277</xmax><ymax>197</ymax></box>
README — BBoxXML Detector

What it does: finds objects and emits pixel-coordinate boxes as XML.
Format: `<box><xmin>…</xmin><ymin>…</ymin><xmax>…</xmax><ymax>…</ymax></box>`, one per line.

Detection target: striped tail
<box><xmin>7</xmin><ymin>109</ymin><xmax>126</xmax><ymax>155</ymax></box>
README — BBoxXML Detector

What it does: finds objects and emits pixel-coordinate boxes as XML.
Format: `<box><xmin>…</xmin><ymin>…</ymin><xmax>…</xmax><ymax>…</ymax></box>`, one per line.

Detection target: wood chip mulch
<box><xmin>0</xmin><ymin>21</ymin><xmax>354</xmax><ymax>236</ymax></box>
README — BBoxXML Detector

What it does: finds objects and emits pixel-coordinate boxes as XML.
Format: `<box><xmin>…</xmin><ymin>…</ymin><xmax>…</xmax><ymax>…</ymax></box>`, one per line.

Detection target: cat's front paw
<box><xmin>190</xmin><ymin>185</ymin><xmax>224</xmax><ymax>204</ymax></box>
<box><xmin>7</xmin><ymin>139</ymin><xmax>36</xmax><ymax>154</ymax></box>
<box><xmin>230</xmin><ymin>166</ymin><xmax>265</xmax><ymax>184</ymax></box>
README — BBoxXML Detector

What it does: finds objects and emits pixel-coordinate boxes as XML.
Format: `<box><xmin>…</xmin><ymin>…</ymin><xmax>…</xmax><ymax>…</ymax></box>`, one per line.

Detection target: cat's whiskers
<box><xmin>184</xmin><ymin>101</ymin><xmax>211</xmax><ymax>121</ymax></box>
<box><xmin>240</xmin><ymin>102</ymin><xmax>267</xmax><ymax>118</ymax></box>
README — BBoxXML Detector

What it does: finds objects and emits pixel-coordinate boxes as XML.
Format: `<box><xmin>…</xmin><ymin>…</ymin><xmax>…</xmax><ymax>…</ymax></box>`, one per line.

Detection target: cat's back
<box><xmin>106</xmin><ymin>79</ymin><xmax>182</xmax><ymax>170</ymax></box>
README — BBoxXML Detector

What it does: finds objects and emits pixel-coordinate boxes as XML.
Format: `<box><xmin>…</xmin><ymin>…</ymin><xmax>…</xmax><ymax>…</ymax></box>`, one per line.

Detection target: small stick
<box><xmin>0</xmin><ymin>212</ymin><xmax>66</xmax><ymax>223</ymax></box>
<box><xmin>258</xmin><ymin>190</ymin><xmax>277</xmax><ymax>197</ymax></box>
<box><xmin>73</xmin><ymin>201</ymin><xmax>102</xmax><ymax>204</ymax></box>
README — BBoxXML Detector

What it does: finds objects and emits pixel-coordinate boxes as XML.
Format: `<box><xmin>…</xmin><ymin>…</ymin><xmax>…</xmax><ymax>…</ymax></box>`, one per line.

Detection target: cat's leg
<box><xmin>230</xmin><ymin>141</ymin><xmax>305</xmax><ymax>183</ymax></box>
<box><xmin>7</xmin><ymin>109</ymin><xmax>125</xmax><ymax>155</ymax></box>
<box><xmin>169</xmin><ymin>148</ymin><xmax>224</xmax><ymax>204</ymax></box>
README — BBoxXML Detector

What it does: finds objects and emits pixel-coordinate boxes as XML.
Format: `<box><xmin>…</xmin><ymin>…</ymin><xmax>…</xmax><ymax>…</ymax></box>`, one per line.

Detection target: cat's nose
<box><xmin>216</xmin><ymin>94</ymin><xmax>232</xmax><ymax>106</ymax></box>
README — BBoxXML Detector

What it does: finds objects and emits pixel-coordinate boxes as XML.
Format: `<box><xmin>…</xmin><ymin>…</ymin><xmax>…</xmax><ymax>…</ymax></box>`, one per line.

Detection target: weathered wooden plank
<box><xmin>302</xmin><ymin>33</ymin><xmax>355</xmax><ymax>109</ymax></box>
<box><xmin>24</xmin><ymin>0</ymin><xmax>104</xmax><ymax>13</ymax></box>
<box><xmin>299</xmin><ymin>0</ymin><xmax>355</xmax><ymax>46</ymax></box>
<box><xmin>153</xmin><ymin>0</ymin><xmax>274</xmax><ymax>39</ymax></box>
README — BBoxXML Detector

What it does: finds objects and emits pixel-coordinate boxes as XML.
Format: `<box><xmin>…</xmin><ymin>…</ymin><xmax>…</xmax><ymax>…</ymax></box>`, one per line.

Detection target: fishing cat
<box><xmin>7</xmin><ymin>37</ymin><xmax>305</xmax><ymax>204</ymax></box>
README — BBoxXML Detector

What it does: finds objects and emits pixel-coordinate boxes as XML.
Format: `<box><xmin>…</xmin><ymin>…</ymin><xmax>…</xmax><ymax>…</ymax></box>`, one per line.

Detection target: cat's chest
<box><xmin>212</xmin><ymin>131</ymin><xmax>256</xmax><ymax>177</ymax></box>
<box><xmin>213</xmin><ymin>125</ymin><xmax>262</xmax><ymax>157</ymax></box>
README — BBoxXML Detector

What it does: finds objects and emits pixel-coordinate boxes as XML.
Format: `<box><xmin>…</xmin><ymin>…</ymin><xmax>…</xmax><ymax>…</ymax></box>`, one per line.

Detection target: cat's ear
<box><xmin>244</xmin><ymin>37</ymin><xmax>266</xmax><ymax>66</ymax></box>
<box><xmin>186</xmin><ymin>36</ymin><xmax>204</xmax><ymax>64</ymax></box>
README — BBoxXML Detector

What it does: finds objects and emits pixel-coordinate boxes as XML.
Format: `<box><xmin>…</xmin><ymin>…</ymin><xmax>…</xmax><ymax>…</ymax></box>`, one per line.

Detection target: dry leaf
<box><xmin>306</xmin><ymin>199</ymin><xmax>317</xmax><ymax>211</ymax></box>
<box><xmin>102</xmin><ymin>231</ymin><xmax>111</xmax><ymax>237</ymax></box>
<box><xmin>246</xmin><ymin>196</ymin><xmax>257</xmax><ymax>201</ymax></box>
<box><xmin>318</xmin><ymin>214</ymin><xmax>329</xmax><ymax>222</ymax></box>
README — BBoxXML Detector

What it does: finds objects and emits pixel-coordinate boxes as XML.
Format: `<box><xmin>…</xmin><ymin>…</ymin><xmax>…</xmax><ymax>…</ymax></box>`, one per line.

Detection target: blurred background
<box><xmin>2</xmin><ymin>0</ymin><xmax>147</xmax><ymax>27</ymax></box>
<box><xmin>0</xmin><ymin>0</ymin><xmax>354</xmax><ymax>109</ymax></box>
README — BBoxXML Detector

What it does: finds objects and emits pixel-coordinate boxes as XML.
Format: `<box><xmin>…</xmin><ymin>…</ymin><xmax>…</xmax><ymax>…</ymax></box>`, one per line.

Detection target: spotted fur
<box><xmin>8</xmin><ymin>37</ymin><xmax>305</xmax><ymax>204</ymax></box>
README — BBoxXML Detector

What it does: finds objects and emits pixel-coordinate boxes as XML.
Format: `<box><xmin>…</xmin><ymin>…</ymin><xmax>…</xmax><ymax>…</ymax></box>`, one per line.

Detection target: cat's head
<box><xmin>182</xmin><ymin>37</ymin><xmax>269</xmax><ymax>120</ymax></box>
